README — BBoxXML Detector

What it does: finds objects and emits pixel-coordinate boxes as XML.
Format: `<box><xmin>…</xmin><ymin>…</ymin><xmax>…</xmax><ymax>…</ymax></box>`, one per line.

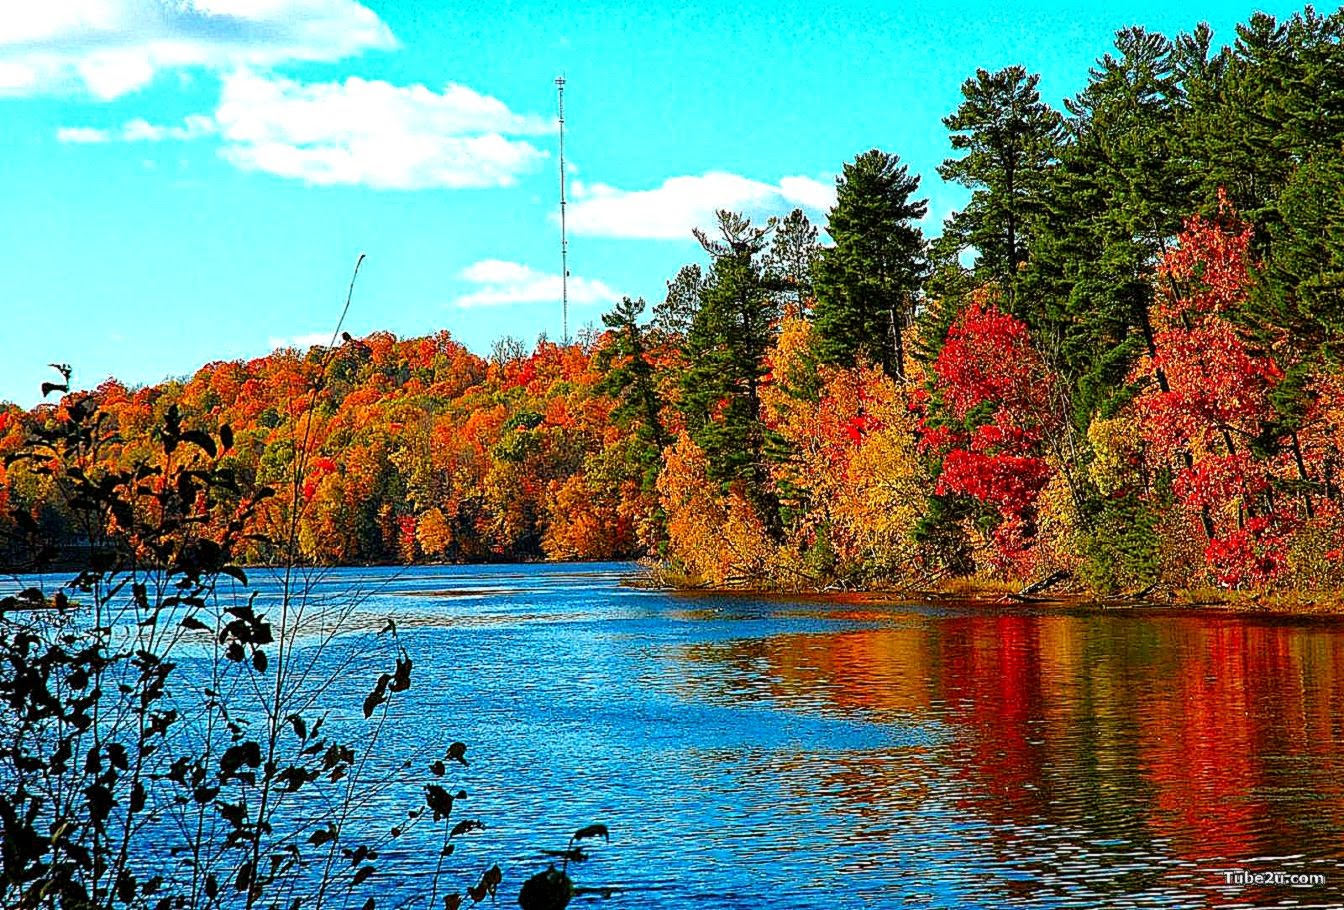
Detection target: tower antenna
<box><xmin>556</xmin><ymin>75</ymin><xmax>569</xmax><ymax>345</ymax></box>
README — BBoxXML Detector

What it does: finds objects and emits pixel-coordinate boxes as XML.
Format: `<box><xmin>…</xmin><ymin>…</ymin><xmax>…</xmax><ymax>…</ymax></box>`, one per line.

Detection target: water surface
<box><xmin>223</xmin><ymin>562</ymin><xmax>1344</xmax><ymax>909</ymax></box>
<box><xmin>26</xmin><ymin>562</ymin><xmax>1344</xmax><ymax>908</ymax></box>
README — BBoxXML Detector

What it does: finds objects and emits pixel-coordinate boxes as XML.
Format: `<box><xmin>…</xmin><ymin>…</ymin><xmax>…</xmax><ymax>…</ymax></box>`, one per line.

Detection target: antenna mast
<box><xmin>556</xmin><ymin>75</ymin><xmax>569</xmax><ymax>344</ymax></box>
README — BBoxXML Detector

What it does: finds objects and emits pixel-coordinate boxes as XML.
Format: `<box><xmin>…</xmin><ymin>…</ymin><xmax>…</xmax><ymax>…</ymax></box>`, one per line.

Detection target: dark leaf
<box><xmin>363</xmin><ymin>674</ymin><xmax>390</xmax><ymax>718</ymax></box>
<box><xmin>518</xmin><ymin>867</ymin><xmax>574</xmax><ymax>910</ymax></box>
<box><xmin>425</xmin><ymin>784</ymin><xmax>454</xmax><ymax>821</ymax></box>
<box><xmin>84</xmin><ymin>784</ymin><xmax>114</xmax><ymax>823</ymax></box>
<box><xmin>389</xmin><ymin>655</ymin><xmax>412</xmax><ymax>692</ymax></box>
<box><xmin>182</xmin><ymin>430</ymin><xmax>217</xmax><ymax>457</ymax></box>
<box><xmin>466</xmin><ymin>865</ymin><xmax>501</xmax><ymax>903</ymax></box>
<box><xmin>116</xmin><ymin>871</ymin><xmax>136</xmax><ymax>903</ymax></box>
<box><xmin>449</xmin><ymin>819</ymin><xmax>485</xmax><ymax>838</ymax></box>
<box><xmin>309</xmin><ymin>824</ymin><xmax>338</xmax><ymax>847</ymax></box>
<box><xmin>573</xmin><ymin>824</ymin><xmax>609</xmax><ymax>842</ymax></box>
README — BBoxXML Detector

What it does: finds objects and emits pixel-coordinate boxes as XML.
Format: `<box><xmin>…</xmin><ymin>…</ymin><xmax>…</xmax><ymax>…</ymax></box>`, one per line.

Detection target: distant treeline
<box><xmin>4</xmin><ymin>6</ymin><xmax>1344</xmax><ymax>594</ymax></box>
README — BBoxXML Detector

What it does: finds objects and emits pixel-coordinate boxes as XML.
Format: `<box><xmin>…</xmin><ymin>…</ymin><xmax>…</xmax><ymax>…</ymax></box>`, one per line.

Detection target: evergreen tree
<box><xmin>680</xmin><ymin>211</ymin><xmax>781</xmax><ymax>531</ymax></box>
<box><xmin>913</xmin><ymin>231</ymin><xmax>978</xmax><ymax>366</ymax></box>
<box><xmin>1254</xmin><ymin>153</ymin><xmax>1344</xmax><ymax>363</ymax></box>
<box><xmin>938</xmin><ymin>66</ymin><xmax>1063</xmax><ymax>307</ymax></box>
<box><xmin>596</xmin><ymin>296</ymin><xmax>669</xmax><ymax>488</ymax></box>
<box><xmin>812</xmin><ymin>149</ymin><xmax>928</xmax><ymax>380</ymax></box>
<box><xmin>764</xmin><ymin>208</ymin><xmax>820</xmax><ymax>315</ymax></box>
<box><xmin>652</xmin><ymin>264</ymin><xmax>705</xmax><ymax>340</ymax></box>
<box><xmin>1024</xmin><ymin>27</ymin><xmax>1194</xmax><ymax>420</ymax></box>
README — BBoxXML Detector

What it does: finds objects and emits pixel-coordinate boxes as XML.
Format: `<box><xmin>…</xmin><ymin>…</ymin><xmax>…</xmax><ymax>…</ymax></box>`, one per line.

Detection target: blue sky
<box><xmin>0</xmin><ymin>0</ymin><xmax>1301</xmax><ymax>406</ymax></box>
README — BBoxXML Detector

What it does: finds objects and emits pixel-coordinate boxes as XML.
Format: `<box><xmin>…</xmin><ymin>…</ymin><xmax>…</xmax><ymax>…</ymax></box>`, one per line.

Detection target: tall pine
<box><xmin>938</xmin><ymin>66</ymin><xmax>1063</xmax><ymax>309</ymax></box>
<box><xmin>680</xmin><ymin>211</ymin><xmax>782</xmax><ymax>532</ymax></box>
<box><xmin>812</xmin><ymin>149</ymin><xmax>928</xmax><ymax>380</ymax></box>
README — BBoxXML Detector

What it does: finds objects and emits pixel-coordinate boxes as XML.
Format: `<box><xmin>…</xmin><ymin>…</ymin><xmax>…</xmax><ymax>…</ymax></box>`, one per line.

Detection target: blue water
<box><xmin>14</xmin><ymin>562</ymin><xmax>1344</xmax><ymax>908</ymax></box>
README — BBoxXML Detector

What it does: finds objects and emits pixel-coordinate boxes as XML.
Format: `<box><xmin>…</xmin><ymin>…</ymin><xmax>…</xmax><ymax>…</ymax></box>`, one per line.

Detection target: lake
<box><xmin>17</xmin><ymin>561</ymin><xmax>1344</xmax><ymax>908</ymax></box>
<box><xmin>211</xmin><ymin>561</ymin><xmax>1341</xmax><ymax>910</ymax></box>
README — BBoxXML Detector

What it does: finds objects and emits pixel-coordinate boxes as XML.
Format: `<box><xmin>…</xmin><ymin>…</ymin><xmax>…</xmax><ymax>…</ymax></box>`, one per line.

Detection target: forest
<box><xmin>4</xmin><ymin>7</ymin><xmax>1344</xmax><ymax>597</ymax></box>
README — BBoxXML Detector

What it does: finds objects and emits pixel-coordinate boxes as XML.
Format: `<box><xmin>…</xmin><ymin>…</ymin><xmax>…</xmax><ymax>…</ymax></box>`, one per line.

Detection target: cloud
<box><xmin>215</xmin><ymin>70</ymin><xmax>549</xmax><ymax>189</ymax></box>
<box><xmin>122</xmin><ymin>114</ymin><xmax>217</xmax><ymax>141</ymax></box>
<box><xmin>454</xmin><ymin>260</ymin><xmax>621</xmax><ymax>309</ymax></box>
<box><xmin>0</xmin><ymin>0</ymin><xmax>395</xmax><ymax>99</ymax></box>
<box><xmin>566</xmin><ymin>172</ymin><xmax>837</xmax><ymax>240</ymax></box>
<box><xmin>57</xmin><ymin>71</ymin><xmax>550</xmax><ymax>189</ymax></box>
<box><xmin>56</xmin><ymin>126</ymin><xmax>111</xmax><ymax>144</ymax></box>
<box><xmin>57</xmin><ymin>114</ymin><xmax>217</xmax><ymax>144</ymax></box>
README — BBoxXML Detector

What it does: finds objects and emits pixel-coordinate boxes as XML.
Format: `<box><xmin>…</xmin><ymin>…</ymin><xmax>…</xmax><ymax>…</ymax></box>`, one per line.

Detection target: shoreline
<box><xmin>637</xmin><ymin>574</ymin><xmax>1344</xmax><ymax>617</ymax></box>
<box><xmin>9</xmin><ymin>557</ymin><xmax>1344</xmax><ymax>617</ymax></box>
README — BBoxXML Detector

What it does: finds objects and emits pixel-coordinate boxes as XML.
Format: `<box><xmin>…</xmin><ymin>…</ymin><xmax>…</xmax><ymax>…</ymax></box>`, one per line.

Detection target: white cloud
<box><xmin>57</xmin><ymin>114</ymin><xmax>217</xmax><ymax>143</ymax></box>
<box><xmin>213</xmin><ymin>70</ymin><xmax>549</xmax><ymax>189</ymax></box>
<box><xmin>566</xmin><ymin>172</ymin><xmax>837</xmax><ymax>240</ymax></box>
<box><xmin>56</xmin><ymin>126</ymin><xmax>111</xmax><ymax>143</ymax></box>
<box><xmin>122</xmin><ymin>114</ymin><xmax>217</xmax><ymax>141</ymax></box>
<box><xmin>777</xmin><ymin>176</ymin><xmax>836</xmax><ymax>213</ymax></box>
<box><xmin>454</xmin><ymin>259</ymin><xmax>621</xmax><ymax>309</ymax></box>
<box><xmin>56</xmin><ymin>71</ymin><xmax>550</xmax><ymax>189</ymax></box>
<box><xmin>0</xmin><ymin>0</ymin><xmax>395</xmax><ymax>99</ymax></box>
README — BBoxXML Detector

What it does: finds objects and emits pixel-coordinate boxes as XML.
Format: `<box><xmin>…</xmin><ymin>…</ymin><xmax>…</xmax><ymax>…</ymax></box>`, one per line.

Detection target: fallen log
<box><xmin>1016</xmin><ymin>570</ymin><xmax>1070</xmax><ymax>598</ymax></box>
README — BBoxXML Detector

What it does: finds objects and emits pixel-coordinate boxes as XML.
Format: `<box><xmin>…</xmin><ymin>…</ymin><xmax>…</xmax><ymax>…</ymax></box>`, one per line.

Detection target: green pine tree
<box><xmin>680</xmin><ymin>211</ymin><xmax>782</xmax><ymax>533</ymax></box>
<box><xmin>938</xmin><ymin>66</ymin><xmax>1063</xmax><ymax>309</ymax></box>
<box><xmin>596</xmin><ymin>296</ymin><xmax>670</xmax><ymax>489</ymax></box>
<box><xmin>812</xmin><ymin>149</ymin><xmax>928</xmax><ymax>380</ymax></box>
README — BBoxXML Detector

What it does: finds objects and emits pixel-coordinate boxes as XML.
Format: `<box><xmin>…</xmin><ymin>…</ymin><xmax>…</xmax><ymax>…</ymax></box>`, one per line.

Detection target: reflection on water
<box><xmin>667</xmin><ymin>602</ymin><xmax>1344</xmax><ymax>907</ymax></box>
<box><xmin>46</xmin><ymin>563</ymin><xmax>1344</xmax><ymax>908</ymax></box>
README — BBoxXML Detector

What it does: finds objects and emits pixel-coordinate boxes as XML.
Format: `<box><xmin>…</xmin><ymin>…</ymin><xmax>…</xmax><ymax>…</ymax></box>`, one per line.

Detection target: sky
<box><xmin>0</xmin><ymin>0</ymin><xmax>1304</xmax><ymax>406</ymax></box>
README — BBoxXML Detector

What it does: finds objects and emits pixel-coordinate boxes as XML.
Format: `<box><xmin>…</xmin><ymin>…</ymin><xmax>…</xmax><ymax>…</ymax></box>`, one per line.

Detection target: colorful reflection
<box><xmin>673</xmin><ymin>603</ymin><xmax>1344</xmax><ymax>906</ymax></box>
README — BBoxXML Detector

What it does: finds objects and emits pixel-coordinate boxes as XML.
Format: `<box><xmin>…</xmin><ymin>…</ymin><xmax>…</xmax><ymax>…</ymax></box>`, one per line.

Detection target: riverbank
<box><xmin>641</xmin><ymin>566</ymin><xmax>1344</xmax><ymax>617</ymax></box>
<box><xmin>12</xmin><ymin>553</ymin><xmax>1344</xmax><ymax>618</ymax></box>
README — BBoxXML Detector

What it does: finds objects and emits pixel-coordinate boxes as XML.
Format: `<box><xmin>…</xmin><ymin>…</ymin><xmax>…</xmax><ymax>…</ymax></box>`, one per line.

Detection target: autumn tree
<box><xmin>925</xmin><ymin>299</ymin><xmax>1064</xmax><ymax>573</ymax></box>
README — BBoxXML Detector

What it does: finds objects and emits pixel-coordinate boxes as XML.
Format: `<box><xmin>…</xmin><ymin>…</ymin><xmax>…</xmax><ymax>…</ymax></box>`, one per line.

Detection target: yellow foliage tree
<box><xmin>416</xmin><ymin>507</ymin><xmax>453</xmax><ymax>558</ymax></box>
<box><xmin>761</xmin><ymin>316</ymin><xmax>929</xmax><ymax>587</ymax></box>
<box><xmin>657</xmin><ymin>432</ymin><xmax>729</xmax><ymax>585</ymax></box>
<box><xmin>542</xmin><ymin>473</ymin><xmax>627</xmax><ymax>560</ymax></box>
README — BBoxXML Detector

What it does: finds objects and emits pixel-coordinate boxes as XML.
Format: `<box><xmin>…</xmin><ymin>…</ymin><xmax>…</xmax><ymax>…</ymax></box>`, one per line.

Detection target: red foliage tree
<box><xmin>929</xmin><ymin>300</ymin><xmax>1061</xmax><ymax>568</ymax></box>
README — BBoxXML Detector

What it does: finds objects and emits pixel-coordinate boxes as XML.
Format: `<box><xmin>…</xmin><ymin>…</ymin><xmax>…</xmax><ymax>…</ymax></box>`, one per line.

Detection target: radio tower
<box><xmin>556</xmin><ymin>75</ymin><xmax>569</xmax><ymax>344</ymax></box>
